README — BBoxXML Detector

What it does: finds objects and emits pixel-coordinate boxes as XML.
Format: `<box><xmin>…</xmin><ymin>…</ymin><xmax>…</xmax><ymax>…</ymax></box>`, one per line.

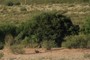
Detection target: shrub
<box><xmin>11</xmin><ymin>45</ymin><xmax>25</xmax><ymax>54</ymax></box>
<box><xmin>0</xmin><ymin>53</ymin><xmax>4</xmax><ymax>59</ymax></box>
<box><xmin>62</xmin><ymin>34</ymin><xmax>90</xmax><ymax>48</ymax></box>
<box><xmin>20</xmin><ymin>7</ymin><xmax>27</xmax><ymax>11</ymax></box>
<box><xmin>20</xmin><ymin>36</ymin><xmax>30</xmax><ymax>48</ymax></box>
<box><xmin>0</xmin><ymin>23</ymin><xmax>16</xmax><ymax>49</ymax></box>
<box><xmin>82</xmin><ymin>17</ymin><xmax>90</xmax><ymax>34</ymax></box>
<box><xmin>0</xmin><ymin>23</ymin><xmax>16</xmax><ymax>35</ymax></box>
<box><xmin>84</xmin><ymin>53</ymin><xmax>90</xmax><ymax>59</ymax></box>
<box><xmin>0</xmin><ymin>42</ymin><xmax>4</xmax><ymax>50</ymax></box>
<box><xmin>18</xmin><ymin>11</ymin><xmax>79</xmax><ymax>47</ymax></box>
<box><xmin>87</xmin><ymin>40</ymin><xmax>90</xmax><ymax>48</ymax></box>
<box><xmin>14</xmin><ymin>1</ymin><xmax>21</xmax><ymax>5</ymax></box>
<box><xmin>41</xmin><ymin>40</ymin><xmax>56</xmax><ymax>50</ymax></box>
<box><xmin>5</xmin><ymin>0</ymin><xmax>14</xmax><ymax>6</ymax></box>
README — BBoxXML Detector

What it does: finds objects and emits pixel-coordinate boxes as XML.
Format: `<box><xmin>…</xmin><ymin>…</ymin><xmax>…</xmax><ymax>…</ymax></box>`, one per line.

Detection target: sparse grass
<box><xmin>84</xmin><ymin>53</ymin><xmax>90</xmax><ymax>59</ymax></box>
<box><xmin>0</xmin><ymin>52</ymin><xmax>4</xmax><ymax>59</ymax></box>
<box><xmin>0</xmin><ymin>4</ymin><xmax>89</xmax><ymax>26</ymax></box>
<box><xmin>0</xmin><ymin>0</ymin><xmax>90</xmax><ymax>5</ymax></box>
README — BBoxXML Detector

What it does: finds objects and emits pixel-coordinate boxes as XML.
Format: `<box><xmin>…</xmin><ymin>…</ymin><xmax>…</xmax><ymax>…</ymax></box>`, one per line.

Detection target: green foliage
<box><xmin>62</xmin><ymin>34</ymin><xmax>90</xmax><ymax>48</ymax></box>
<box><xmin>5</xmin><ymin>0</ymin><xmax>14</xmax><ymax>6</ymax></box>
<box><xmin>0</xmin><ymin>23</ymin><xmax>16</xmax><ymax>49</ymax></box>
<box><xmin>0</xmin><ymin>42</ymin><xmax>4</xmax><ymax>50</ymax></box>
<box><xmin>87</xmin><ymin>39</ymin><xmax>90</xmax><ymax>48</ymax></box>
<box><xmin>18</xmin><ymin>11</ymin><xmax>79</xmax><ymax>47</ymax></box>
<box><xmin>0</xmin><ymin>23</ymin><xmax>16</xmax><ymax>35</ymax></box>
<box><xmin>14</xmin><ymin>1</ymin><xmax>20</xmax><ymax>5</ymax></box>
<box><xmin>82</xmin><ymin>17</ymin><xmax>90</xmax><ymax>34</ymax></box>
<box><xmin>4</xmin><ymin>0</ymin><xmax>21</xmax><ymax>6</ymax></box>
<box><xmin>20</xmin><ymin>37</ymin><xmax>30</xmax><ymax>48</ymax></box>
<box><xmin>41</xmin><ymin>40</ymin><xmax>56</xmax><ymax>50</ymax></box>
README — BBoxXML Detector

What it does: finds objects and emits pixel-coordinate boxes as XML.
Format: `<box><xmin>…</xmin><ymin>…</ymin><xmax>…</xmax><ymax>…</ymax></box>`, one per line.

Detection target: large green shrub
<box><xmin>17</xmin><ymin>11</ymin><xmax>79</xmax><ymax>47</ymax></box>
<box><xmin>62</xmin><ymin>34</ymin><xmax>90</xmax><ymax>48</ymax></box>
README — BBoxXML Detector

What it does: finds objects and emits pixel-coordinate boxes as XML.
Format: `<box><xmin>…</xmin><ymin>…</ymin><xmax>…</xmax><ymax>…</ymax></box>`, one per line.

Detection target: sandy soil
<box><xmin>0</xmin><ymin>48</ymin><xmax>90</xmax><ymax>60</ymax></box>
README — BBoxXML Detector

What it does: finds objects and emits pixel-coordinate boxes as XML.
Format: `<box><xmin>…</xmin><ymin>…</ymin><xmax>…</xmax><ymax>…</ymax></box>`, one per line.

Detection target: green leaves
<box><xmin>82</xmin><ymin>17</ymin><xmax>90</xmax><ymax>34</ymax></box>
<box><xmin>19</xmin><ymin>11</ymin><xmax>79</xmax><ymax>47</ymax></box>
<box><xmin>0</xmin><ymin>23</ymin><xmax>16</xmax><ymax>35</ymax></box>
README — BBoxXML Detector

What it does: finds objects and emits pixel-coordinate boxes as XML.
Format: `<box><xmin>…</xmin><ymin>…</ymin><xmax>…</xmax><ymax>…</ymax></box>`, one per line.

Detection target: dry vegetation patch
<box><xmin>0</xmin><ymin>4</ymin><xmax>90</xmax><ymax>26</ymax></box>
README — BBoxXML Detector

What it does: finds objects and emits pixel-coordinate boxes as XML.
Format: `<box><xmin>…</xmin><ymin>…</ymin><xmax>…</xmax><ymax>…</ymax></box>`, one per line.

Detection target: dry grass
<box><xmin>0</xmin><ymin>4</ymin><xmax>90</xmax><ymax>26</ymax></box>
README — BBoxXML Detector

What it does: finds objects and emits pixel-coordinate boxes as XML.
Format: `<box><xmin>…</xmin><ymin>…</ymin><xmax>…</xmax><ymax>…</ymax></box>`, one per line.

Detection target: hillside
<box><xmin>0</xmin><ymin>4</ymin><xmax>90</xmax><ymax>26</ymax></box>
<box><xmin>0</xmin><ymin>0</ymin><xmax>90</xmax><ymax>5</ymax></box>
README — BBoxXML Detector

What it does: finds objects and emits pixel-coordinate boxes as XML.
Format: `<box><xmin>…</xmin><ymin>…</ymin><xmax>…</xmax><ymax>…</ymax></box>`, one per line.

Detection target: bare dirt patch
<box><xmin>0</xmin><ymin>48</ymin><xmax>90</xmax><ymax>60</ymax></box>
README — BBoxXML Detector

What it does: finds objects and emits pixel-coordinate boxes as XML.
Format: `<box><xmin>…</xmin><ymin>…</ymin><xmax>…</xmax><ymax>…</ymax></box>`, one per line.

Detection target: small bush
<box><xmin>0</xmin><ymin>53</ymin><xmax>4</xmax><ymax>59</ymax></box>
<box><xmin>0</xmin><ymin>23</ymin><xmax>16</xmax><ymax>49</ymax></box>
<box><xmin>20</xmin><ymin>37</ymin><xmax>30</xmax><ymax>48</ymax></box>
<box><xmin>41</xmin><ymin>40</ymin><xmax>56</xmax><ymax>50</ymax></box>
<box><xmin>62</xmin><ymin>34</ymin><xmax>90</xmax><ymax>48</ymax></box>
<box><xmin>14</xmin><ymin>1</ymin><xmax>21</xmax><ymax>5</ymax></box>
<box><xmin>82</xmin><ymin>17</ymin><xmax>90</xmax><ymax>34</ymax></box>
<box><xmin>5</xmin><ymin>0</ymin><xmax>14</xmax><ymax>6</ymax></box>
<box><xmin>11</xmin><ymin>45</ymin><xmax>25</xmax><ymax>54</ymax></box>
<box><xmin>0</xmin><ymin>42</ymin><xmax>4</xmax><ymax>50</ymax></box>
<box><xmin>20</xmin><ymin>7</ymin><xmax>27</xmax><ymax>11</ymax></box>
<box><xmin>0</xmin><ymin>23</ymin><xmax>16</xmax><ymax>35</ymax></box>
<box><xmin>87</xmin><ymin>40</ymin><xmax>90</xmax><ymax>48</ymax></box>
<box><xmin>84</xmin><ymin>53</ymin><xmax>90</xmax><ymax>59</ymax></box>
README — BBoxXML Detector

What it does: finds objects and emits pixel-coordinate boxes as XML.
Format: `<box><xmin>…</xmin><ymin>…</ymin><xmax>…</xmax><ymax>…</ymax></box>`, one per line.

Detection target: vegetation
<box><xmin>62</xmin><ymin>34</ymin><xmax>90</xmax><ymax>48</ymax></box>
<box><xmin>84</xmin><ymin>53</ymin><xmax>90</xmax><ymax>59</ymax></box>
<box><xmin>16</xmin><ymin>11</ymin><xmax>79</xmax><ymax>47</ymax></box>
<box><xmin>0</xmin><ymin>53</ymin><xmax>4</xmax><ymax>59</ymax></box>
<box><xmin>0</xmin><ymin>10</ymin><xmax>90</xmax><ymax>50</ymax></box>
<box><xmin>0</xmin><ymin>23</ymin><xmax>16</xmax><ymax>49</ymax></box>
<box><xmin>11</xmin><ymin>45</ymin><xmax>25</xmax><ymax>54</ymax></box>
<box><xmin>0</xmin><ymin>0</ymin><xmax>90</xmax><ymax>5</ymax></box>
<box><xmin>62</xmin><ymin>17</ymin><xmax>90</xmax><ymax>49</ymax></box>
<box><xmin>0</xmin><ymin>11</ymin><xmax>79</xmax><ymax>50</ymax></box>
<box><xmin>82</xmin><ymin>17</ymin><xmax>90</xmax><ymax>34</ymax></box>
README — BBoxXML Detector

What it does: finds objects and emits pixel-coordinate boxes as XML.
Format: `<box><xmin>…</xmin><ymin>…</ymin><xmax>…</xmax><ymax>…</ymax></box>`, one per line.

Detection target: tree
<box><xmin>18</xmin><ymin>11</ymin><xmax>79</xmax><ymax>47</ymax></box>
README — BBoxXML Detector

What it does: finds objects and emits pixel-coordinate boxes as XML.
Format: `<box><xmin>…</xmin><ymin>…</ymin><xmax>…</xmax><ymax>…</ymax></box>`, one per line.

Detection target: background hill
<box><xmin>0</xmin><ymin>0</ymin><xmax>90</xmax><ymax>5</ymax></box>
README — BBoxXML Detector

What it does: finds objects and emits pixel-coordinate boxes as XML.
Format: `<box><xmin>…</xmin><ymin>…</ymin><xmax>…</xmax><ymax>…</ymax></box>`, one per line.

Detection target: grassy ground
<box><xmin>0</xmin><ymin>4</ymin><xmax>90</xmax><ymax>27</ymax></box>
<box><xmin>0</xmin><ymin>0</ymin><xmax>90</xmax><ymax>5</ymax></box>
